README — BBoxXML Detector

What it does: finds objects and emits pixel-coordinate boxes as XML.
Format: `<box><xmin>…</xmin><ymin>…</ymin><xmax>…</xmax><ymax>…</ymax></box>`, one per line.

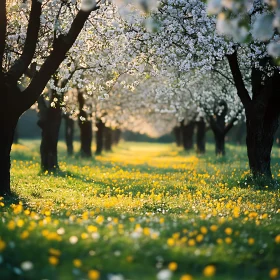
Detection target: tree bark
<box><xmin>214</xmin><ymin>132</ymin><xmax>225</xmax><ymax>156</ymax></box>
<box><xmin>64</xmin><ymin>114</ymin><xmax>74</xmax><ymax>156</ymax></box>
<box><xmin>227</xmin><ymin>52</ymin><xmax>280</xmax><ymax>178</ymax></box>
<box><xmin>37</xmin><ymin>94</ymin><xmax>62</xmax><ymax>171</ymax></box>
<box><xmin>0</xmin><ymin>114</ymin><xmax>18</xmax><ymax>196</ymax></box>
<box><xmin>95</xmin><ymin>119</ymin><xmax>105</xmax><ymax>155</ymax></box>
<box><xmin>0</xmin><ymin>4</ymin><xmax>96</xmax><ymax>193</ymax></box>
<box><xmin>79</xmin><ymin>120</ymin><xmax>92</xmax><ymax>158</ymax></box>
<box><xmin>181</xmin><ymin>121</ymin><xmax>195</xmax><ymax>151</ymax></box>
<box><xmin>245</xmin><ymin>65</ymin><xmax>280</xmax><ymax>178</ymax></box>
<box><xmin>78</xmin><ymin>91</ymin><xmax>92</xmax><ymax>158</ymax></box>
<box><xmin>209</xmin><ymin>100</ymin><xmax>237</xmax><ymax>156</ymax></box>
<box><xmin>104</xmin><ymin>127</ymin><xmax>113</xmax><ymax>151</ymax></box>
<box><xmin>246</xmin><ymin>115</ymin><xmax>278</xmax><ymax>178</ymax></box>
<box><xmin>196</xmin><ymin>118</ymin><xmax>206</xmax><ymax>154</ymax></box>
<box><xmin>173</xmin><ymin>126</ymin><xmax>182</xmax><ymax>147</ymax></box>
<box><xmin>113</xmin><ymin>129</ymin><xmax>121</xmax><ymax>145</ymax></box>
<box><xmin>0</xmin><ymin>84</ymin><xmax>23</xmax><ymax>195</ymax></box>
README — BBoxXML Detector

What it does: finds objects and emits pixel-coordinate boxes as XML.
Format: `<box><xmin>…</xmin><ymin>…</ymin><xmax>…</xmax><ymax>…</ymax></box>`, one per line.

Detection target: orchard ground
<box><xmin>0</xmin><ymin>141</ymin><xmax>280</xmax><ymax>280</ymax></box>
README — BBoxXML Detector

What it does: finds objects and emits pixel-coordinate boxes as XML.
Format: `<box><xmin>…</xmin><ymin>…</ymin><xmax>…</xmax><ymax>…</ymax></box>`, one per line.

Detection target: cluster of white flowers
<box><xmin>208</xmin><ymin>0</ymin><xmax>280</xmax><ymax>57</ymax></box>
<box><xmin>5</xmin><ymin>0</ymin><xmax>280</xmax><ymax>137</ymax></box>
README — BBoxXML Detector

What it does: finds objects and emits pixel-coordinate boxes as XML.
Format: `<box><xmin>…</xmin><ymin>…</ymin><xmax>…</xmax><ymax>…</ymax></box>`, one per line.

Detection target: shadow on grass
<box><xmin>1</xmin><ymin>191</ymin><xmax>30</xmax><ymax>208</ymax></box>
<box><xmin>38</xmin><ymin>168</ymin><xmax>93</xmax><ymax>183</ymax></box>
<box><xmin>11</xmin><ymin>151</ymin><xmax>39</xmax><ymax>162</ymax></box>
<box><xmin>238</xmin><ymin>175</ymin><xmax>279</xmax><ymax>191</ymax></box>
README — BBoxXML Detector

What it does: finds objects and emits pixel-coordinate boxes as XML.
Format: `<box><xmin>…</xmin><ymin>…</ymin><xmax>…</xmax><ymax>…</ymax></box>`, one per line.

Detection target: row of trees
<box><xmin>1</xmin><ymin>0</ymin><xmax>280</xmax><ymax>195</ymax></box>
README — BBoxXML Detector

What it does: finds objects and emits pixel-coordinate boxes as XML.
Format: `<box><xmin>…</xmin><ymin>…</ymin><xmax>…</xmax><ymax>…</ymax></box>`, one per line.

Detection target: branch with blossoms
<box><xmin>207</xmin><ymin>0</ymin><xmax>280</xmax><ymax>58</ymax></box>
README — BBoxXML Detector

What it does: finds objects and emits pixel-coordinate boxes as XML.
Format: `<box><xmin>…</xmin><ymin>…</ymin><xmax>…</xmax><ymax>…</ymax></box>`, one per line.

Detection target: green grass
<box><xmin>0</xmin><ymin>141</ymin><xmax>280</xmax><ymax>280</ymax></box>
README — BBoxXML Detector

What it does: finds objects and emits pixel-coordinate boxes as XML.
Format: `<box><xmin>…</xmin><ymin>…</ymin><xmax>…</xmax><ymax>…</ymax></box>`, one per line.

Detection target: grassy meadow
<box><xmin>0</xmin><ymin>141</ymin><xmax>280</xmax><ymax>280</ymax></box>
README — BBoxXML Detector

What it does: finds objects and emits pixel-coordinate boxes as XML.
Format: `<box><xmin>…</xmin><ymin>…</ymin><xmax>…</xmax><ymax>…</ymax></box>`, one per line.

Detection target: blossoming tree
<box><xmin>0</xmin><ymin>0</ymin><xmax>156</xmax><ymax>195</ymax></box>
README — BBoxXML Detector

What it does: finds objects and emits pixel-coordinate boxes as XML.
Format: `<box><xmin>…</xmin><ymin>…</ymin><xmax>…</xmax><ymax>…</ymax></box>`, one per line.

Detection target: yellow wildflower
<box><xmin>275</xmin><ymin>235</ymin><xmax>280</xmax><ymax>244</ymax></box>
<box><xmin>49</xmin><ymin>256</ymin><xmax>59</xmax><ymax>266</ymax></box>
<box><xmin>20</xmin><ymin>230</ymin><xmax>29</xmax><ymax>240</ymax></box>
<box><xmin>210</xmin><ymin>225</ymin><xmax>218</xmax><ymax>232</ymax></box>
<box><xmin>270</xmin><ymin>268</ymin><xmax>279</xmax><ymax>279</ymax></box>
<box><xmin>248</xmin><ymin>238</ymin><xmax>255</xmax><ymax>245</ymax></box>
<box><xmin>168</xmin><ymin>262</ymin><xmax>178</xmax><ymax>271</ymax></box>
<box><xmin>167</xmin><ymin>238</ymin><xmax>175</xmax><ymax>246</ymax></box>
<box><xmin>49</xmin><ymin>248</ymin><xmax>61</xmax><ymax>257</ymax></box>
<box><xmin>225</xmin><ymin>237</ymin><xmax>232</xmax><ymax>244</ymax></box>
<box><xmin>225</xmin><ymin>227</ymin><xmax>232</xmax><ymax>235</ymax></box>
<box><xmin>88</xmin><ymin>269</ymin><xmax>100</xmax><ymax>280</ymax></box>
<box><xmin>180</xmin><ymin>274</ymin><xmax>193</xmax><ymax>280</ymax></box>
<box><xmin>73</xmin><ymin>259</ymin><xmax>82</xmax><ymax>268</ymax></box>
<box><xmin>0</xmin><ymin>239</ymin><xmax>6</xmax><ymax>252</ymax></box>
<box><xmin>200</xmin><ymin>226</ymin><xmax>208</xmax><ymax>234</ymax></box>
<box><xmin>203</xmin><ymin>265</ymin><xmax>216</xmax><ymax>277</ymax></box>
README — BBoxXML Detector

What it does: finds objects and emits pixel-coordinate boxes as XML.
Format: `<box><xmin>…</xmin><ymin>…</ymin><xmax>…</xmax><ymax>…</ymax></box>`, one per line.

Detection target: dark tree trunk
<box><xmin>209</xmin><ymin>100</ymin><xmax>232</xmax><ymax>156</ymax></box>
<box><xmin>214</xmin><ymin>132</ymin><xmax>225</xmax><ymax>156</ymax></box>
<box><xmin>37</xmin><ymin>94</ymin><xmax>62</xmax><ymax>171</ymax></box>
<box><xmin>196</xmin><ymin>119</ymin><xmax>206</xmax><ymax>154</ymax></box>
<box><xmin>246</xmin><ymin>116</ymin><xmax>278</xmax><ymax>178</ymax></box>
<box><xmin>95</xmin><ymin>119</ymin><xmax>105</xmax><ymax>155</ymax></box>
<box><xmin>79</xmin><ymin>121</ymin><xmax>92</xmax><ymax>157</ymax></box>
<box><xmin>0</xmin><ymin>114</ymin><xmax>18</xmax><ymax>196</ymax></box>
<box><xmin>173</xmin><ymin>126</ymin><xmax>182</xmax><ymax>147</ymax></box>
<box><xmin>0</xmin><ymin>83</ymin><xmax>28</xmax><ymax>195</ymax></box>
<box><xmin>227</xmin><ymin>52</ymin><xmax>280</xmax><ymax>178</ymax></box>
<box><xmin>0</xmin><ymin>3</ymin><xmax>95</xmax><ymax>194</ymax></box>
<box><xmin>245</xmin><ymin>66</ymin><xmax>280</xmax><ymax>178</ymax></box>
<box><xmin>113</xmin><ymin>129</ymin><xmax>121</xmax><ymax>145</ymax></box>
<box><xmin>104</xmin><ymin>127</ymin><xmax>113</xmax><ymax>151</ymax></box>
<box><xmin>64</xmin><ymin>114</ymin><xmax>74</xmax><ymax>156</ymax></box>
<box><xmin>78</xmin><ymin>91</ymin><xmax>92</xmax><ymax>158</ymax></box>
<box><xmin>181</xmin><ymin>121</ymin><xmax>195</xmax><ymax>151</ymax></box>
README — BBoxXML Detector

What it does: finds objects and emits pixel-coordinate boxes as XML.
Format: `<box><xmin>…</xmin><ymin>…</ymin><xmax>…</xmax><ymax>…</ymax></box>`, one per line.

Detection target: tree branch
<box><xmin>0</xmin><ymin>0</ymin><xmax>6</xmax><ymax>72</ymax></box>
<box><xmin>226</xmin><ymin>51</ymin><xmax>251</xmax><ymax>110</ymax></box>
<box><xmin>7</xmin><ymin>0</ymin><xmax>42</xmax><ymax>83</ymax></box>
<box><xmin>213</xmin><ymin>69</ymin><xmax>235</xmax><ymax>86</ymax></box>
<box><xmin>21</xmin><ymin>7</ymin><xmax>97</xmax><ymax>112</ymax></box>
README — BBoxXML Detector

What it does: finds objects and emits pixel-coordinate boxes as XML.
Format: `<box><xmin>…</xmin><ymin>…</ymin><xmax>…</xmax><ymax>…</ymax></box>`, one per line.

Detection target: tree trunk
<box><xmin>181</xmin><ymin>121</ymin><xmax>195</xmax><ymax>151</ymax></box>
<box><xmin>95</xmin><ymin>119</ymin><xmax>105</xmax><ymax>155</ymax></box>
<box><xmin>0</xmin><ymin>4</ymin><xmax>95</xmax><ymax>194</ymax></box>
<box><xmin>104</xmin><ymin>127</ymin><xmax>113</xmax><ymax>151</ymax></box>
<box><xmin>196</xmin><ymin>119</ymin><xmax>206</xmax><ymax>154</ymax></box>
<box><xmin>79</xmin><ymin>120</ymin><xmax>92</xmax><ymax>157</ymax></box>
<box><xmin>227</xmin><ymin>53</ymin><xmax>280</xmax><ymax>179</ymax></box>
<box><xmin>113</xmin><ymin>129</ymin><xmax>121</xmax><ymax>145</ymax></box>
<box><xmin>37</xmin><ymin>95</ymin><xmax>62</xmax><ymax>171</ymax></box>
<box><xmin>209</xmin><ymin>100</ymin><xmax>228</xmax><ymax>156</ymax></box>
<box><xmin>214</xmin><ymin>132</ymin><xmax>225</xmax><ymax>156</ymax></box>
<box><xmin>64</xmin><ymin>114</ymin><xmax>74</xmax><ymax>156</ymax></box>
<box><xmin>173</xmin><ymin>126</ymin><xmax>182</xmax><ymax>147</ymax></box>
<box><xmin>245</xmin><ymin>60</ymin><xmax>280</xmax><ymax>178</ymax></box>
<box><xmin>0</xmin><ymin>115</ymin><xmax>18</xmax><ymax>195</ymax></box>
<box><xmin>246</xmin><ymin>118</ymin><xmax>278</xmax><ymax>178</ymax></box>
<box><xmin>78</xmin><ymin>91</ymin><xmax>92</xmax><ymax>158</ymax></box>
<box><xmin>246</xmin><ymin>101</ymin><xmax>279</xmax><ymax>178</ymax></box>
